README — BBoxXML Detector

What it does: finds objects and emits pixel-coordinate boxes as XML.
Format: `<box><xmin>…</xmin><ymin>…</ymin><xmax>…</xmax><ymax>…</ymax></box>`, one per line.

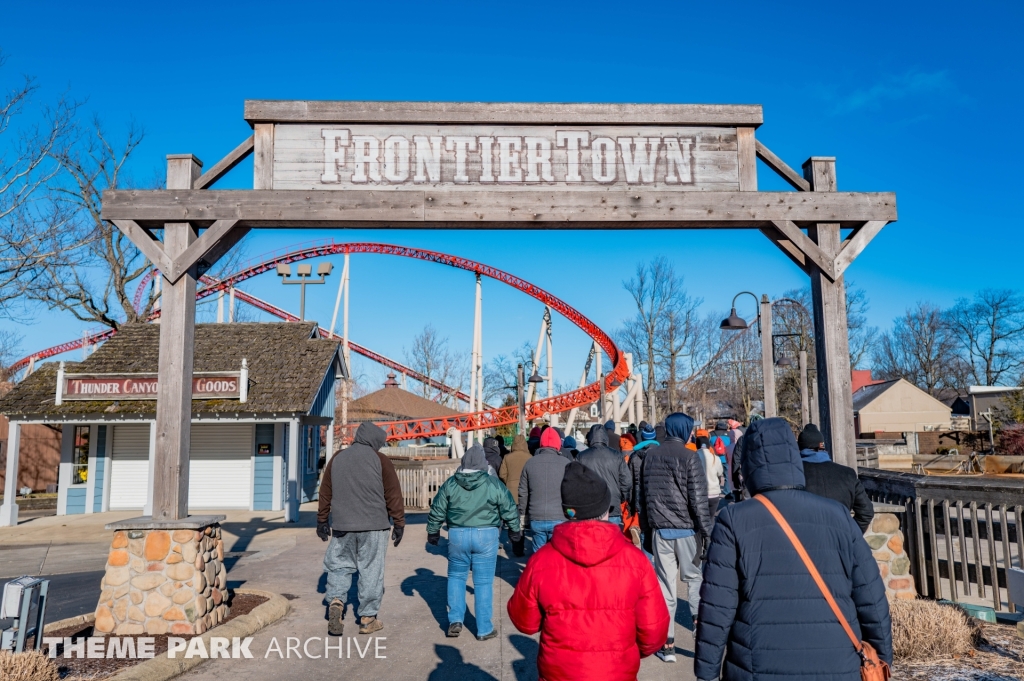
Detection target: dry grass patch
<box><xmin>0</xmin><ymin>650</ymin><xmax>60</xmax><ymax>681</ymax></box>
<box><xmin>890</xmin><ymin>597</ymin><xmax>981</xmax><ymax>662</ymax></box>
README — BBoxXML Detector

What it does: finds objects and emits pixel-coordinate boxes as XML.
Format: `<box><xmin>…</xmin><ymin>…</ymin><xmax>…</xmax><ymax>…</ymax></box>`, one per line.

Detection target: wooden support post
<box><xmin>153</xmin><ymin>154</ymin><xmax>202</xmax><ymax>521</ymax></box>
<box><xmin>760</xmin><ymin>295</ymin><xmax>776</xmax><ymax>417</ymax></box>
<box><xmin>804</xmin><ymin>156</ymin><xmax>856</xmax><ymax>468</ymax></box>
<box><xmin>799</xmin><ymin>349</ymin><xmax>810</xmax><ymax>427</ymax></box>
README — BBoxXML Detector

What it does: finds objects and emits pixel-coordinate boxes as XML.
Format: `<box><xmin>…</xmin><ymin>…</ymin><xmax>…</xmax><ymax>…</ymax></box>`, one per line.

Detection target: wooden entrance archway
<box><xmin>102</xmin><ymin>100</ymin><xmax>896</xmax><ymax>521</ymax></box>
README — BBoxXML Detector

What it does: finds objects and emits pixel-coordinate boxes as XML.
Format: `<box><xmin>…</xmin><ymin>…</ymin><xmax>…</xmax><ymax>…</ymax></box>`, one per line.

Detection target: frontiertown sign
<box><xmin>276</xmin><ymin>126</ymin><xmax>741</xmax><ymax>190</ymax></box>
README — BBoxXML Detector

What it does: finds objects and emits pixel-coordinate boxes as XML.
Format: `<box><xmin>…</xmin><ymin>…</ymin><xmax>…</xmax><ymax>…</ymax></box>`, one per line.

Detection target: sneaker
<box><xmin>656</xmin><ymin>643</ymin><xmax>676</xmax><ymax>663</ymax></box>
<box><xmin>446</xmin><ymin>622</ymin><xmax>463</xmax><ymax>638</ymax></box>
<box><xmin>476</xmin><ymin>630</ymin><xmax>497</xmax><ymax>641</ymax></box>
<box><xmin>358</xmin><ymin>616</ymin><xmax>384</xmax><ymax>634</ymax></box>
<box><xmin>327</xmin><ymin>599</ymin><xmax>344</xmax><ymax>637</ymax></box>
<box><xmin>628</xmin><ymin>526</ymin><xmax>642</xmax><ymax>548</ymax></box>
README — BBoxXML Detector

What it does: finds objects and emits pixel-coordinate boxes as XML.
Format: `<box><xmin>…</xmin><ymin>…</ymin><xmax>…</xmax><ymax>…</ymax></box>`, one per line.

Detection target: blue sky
<box><xmin>3</xmin><ymin>0</ymin><xmax>1021</xmax><ymax>389</ymax></box>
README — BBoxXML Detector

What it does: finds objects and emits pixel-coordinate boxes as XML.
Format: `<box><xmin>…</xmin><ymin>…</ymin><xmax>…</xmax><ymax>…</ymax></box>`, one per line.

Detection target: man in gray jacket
<box><xmin>518</xmin><ymin>427</ymin><xmax>571</xmax><ymax>551</ymax></box>
<box><xmin>318</xmin><ymin>423</ymin><xmax>405</xmax><ymax>637</ymax></box>
<box><xmin>577</xmin><ymin>424</ymin><xmax>631</xmax><ymax>523</ymax></box>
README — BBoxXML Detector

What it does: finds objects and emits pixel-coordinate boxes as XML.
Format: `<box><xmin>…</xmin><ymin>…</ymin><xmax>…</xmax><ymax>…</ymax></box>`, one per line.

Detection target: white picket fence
<box><xmin>394</xmin><ymin>461</ymin><xmax>460</xmax><ymax>510</ymax></box>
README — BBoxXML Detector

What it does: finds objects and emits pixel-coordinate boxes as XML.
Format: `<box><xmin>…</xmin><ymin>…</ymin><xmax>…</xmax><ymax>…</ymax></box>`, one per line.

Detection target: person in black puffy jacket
<box><xmin>798</xmin><ymin>423</ymin><xmax>875</xmax><ymax>533</ymax></box>
<box><xmin>694</xmin><ymin>417</ymin><xmax>892</xmax><ymax>681</ymax></box>
<box><xmin>577</xmin><ymin>424</ymin><xmax>631</xmax><ymax>521</ymax></box>
<box><xmin>639</xmin><ymin>412</ymin><xmax>710</xmax><ymax>663</ymax></box>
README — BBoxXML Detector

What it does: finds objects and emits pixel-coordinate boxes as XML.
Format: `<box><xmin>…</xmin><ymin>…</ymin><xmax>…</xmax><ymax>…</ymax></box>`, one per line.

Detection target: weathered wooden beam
<box><xmin>112</xmin><ymin>220</ymin><xmax>173</xmax><ymax>275</ymax></box>
<box><xmin>759</xmin><ymin>226</ymin><xmax>809</xmax><ymax>274</ymax></box>
<box><xmin>198</xmin><ymin>225</ymin><xmax>251</xmax><ymax>270</ymax></box>
<box><xmin>737</xmin><ymin>127</ymin><xmax>758</xmax><ymax>191</ymax></box>
<box><xmin>244</xmin><ymin>100</ymin><xmax>764</xmax><ymax>127</ymax></box>
<box><xmin>101</xmin><ymin>189</ymin><xmax>897</xmax><ymax>228</ymax></box>
<box><xmin>253</xmin><ymin>125</ymin><xmax>274</xmax><ymax>191</ymax></box>
<box><xmin>755</xmin><ymin>140</ymin><xmax>811</xmax><ymax>192</ymax></box>
<box><xmin>770</xmin><ymin>219</ymin><xmax>838</xmax><ymax>281</ymax></box>
<box><xmin>164</xmin><ymin>220</ymin><xmax>240</xmax><ymax>283</ymax></box>
<box><xmin>804</xmin><ymin>156</ymin><xmax>856</xmax><ymax>469</ymax></box>
<box><xmin>153</xmin><ymin>154</ymin><xmax>202</xmax><ymax>521</ymax></box>
<box><xmin>834</xmin><ymin>220</ymin><xmax>886</xmax><ymax>278</ymax></box>
<box><xmin>193</xmin><ymin>135</ymin><xmax>254</xmax><ymax>190</ymax></box>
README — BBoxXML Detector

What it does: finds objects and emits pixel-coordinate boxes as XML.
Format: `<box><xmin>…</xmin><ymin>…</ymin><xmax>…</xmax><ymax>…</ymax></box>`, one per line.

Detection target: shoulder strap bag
<box><xmin>755</xmin><ymin>495</ymin><xmax>891</xmax><ymax>681</ymax></box>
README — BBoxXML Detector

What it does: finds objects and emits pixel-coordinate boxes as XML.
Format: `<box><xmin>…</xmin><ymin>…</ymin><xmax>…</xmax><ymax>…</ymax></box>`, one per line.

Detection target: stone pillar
<box><xmin>864</xmin><ymin>512</ymin><xmax>917</xmax><ymax>600</ymax></box>
<box><xmin>95</xmin><ymin>516</ymin><xmax>227</xmax><ymax>635</ymax></box>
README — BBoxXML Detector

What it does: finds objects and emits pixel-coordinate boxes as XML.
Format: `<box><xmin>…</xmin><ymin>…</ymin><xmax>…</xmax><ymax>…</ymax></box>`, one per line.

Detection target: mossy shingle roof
<box><xmin>0</xmin><ymin>322</ymin><xmax>341</xmax><ymax>417</ymax></box>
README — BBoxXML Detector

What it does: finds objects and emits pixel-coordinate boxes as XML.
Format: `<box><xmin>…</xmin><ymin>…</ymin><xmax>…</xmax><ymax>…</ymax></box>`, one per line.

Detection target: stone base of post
<box><xmin>94</xmin><ymin>515</ymin><xmax>228</xmax><ymax>636</ymax></box>
<box><xmin>865</xmin><ymin>509</ymin><xmax>917</xmax><ymax>600</ymax></box>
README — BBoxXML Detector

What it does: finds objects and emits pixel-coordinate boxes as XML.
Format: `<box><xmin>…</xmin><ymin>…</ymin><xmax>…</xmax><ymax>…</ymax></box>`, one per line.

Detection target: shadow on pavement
<box><xmin>509</xmin><ymin>634</ymin><xmax>540</xmax><ymax>681</ymax></box>
<box><xmin>400</xmin><ymin>567</ymin><xmax>449</xmax><ymax>632</ymax></box>
<box><xmin>427</xmin><ymin>644</ymin><xmax>498</xmax><ymax>681</ymax></box>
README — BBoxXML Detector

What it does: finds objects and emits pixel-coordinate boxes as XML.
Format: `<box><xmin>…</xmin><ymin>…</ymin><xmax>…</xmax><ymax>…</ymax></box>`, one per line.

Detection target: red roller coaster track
<box><xmin>14</xmin><ymin>241</ymin><xmax>629</xmax><ymax>441</ymax></box>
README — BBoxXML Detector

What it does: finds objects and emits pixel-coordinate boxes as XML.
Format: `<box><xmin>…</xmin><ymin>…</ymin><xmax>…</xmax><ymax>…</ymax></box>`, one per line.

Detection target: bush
<box><xmin>890</xmin><ymin>598</ymin><xmax>981</xmax><ymax>662</ymax></box>
<box><xmin>998</xmin><ymin>424</ymin><xmax>1024</xmax><ymax>456</ymax></box>
<box><xmin>0</xmin><ymin>650</ymin><xmax>60</xmax><ymax>681</ymax></box>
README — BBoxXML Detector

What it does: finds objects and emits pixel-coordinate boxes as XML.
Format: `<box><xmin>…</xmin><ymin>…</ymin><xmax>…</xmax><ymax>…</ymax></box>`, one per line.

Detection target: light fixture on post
<box><xmin>278</xmin><ymin>260</ymin><xmax>332</xmax><ymax>321</ymax></box>
<box><xmin>528</xmin><ymin>371</ymin><xmax>545</xmax><ymax>384</ymax></box>
<box><xmin>775</xmin><ymin>355</ymin><xmax>794</xmax><ymax>367</ymax></box>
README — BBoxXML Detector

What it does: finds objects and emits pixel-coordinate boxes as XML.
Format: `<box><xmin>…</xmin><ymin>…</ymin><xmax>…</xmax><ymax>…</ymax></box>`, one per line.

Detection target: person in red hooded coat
<box><xmin>507</xmin><ymin>462</ymin><xmax>668</xmax><ymax>681</ymax></box>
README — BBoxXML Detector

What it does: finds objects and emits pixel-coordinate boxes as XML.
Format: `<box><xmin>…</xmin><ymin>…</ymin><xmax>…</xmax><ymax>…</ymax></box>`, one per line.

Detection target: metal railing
<box><xmin>860</xmin><ymin>469</ymin><xmax>1023</xmax><ymax>612</ymax></box>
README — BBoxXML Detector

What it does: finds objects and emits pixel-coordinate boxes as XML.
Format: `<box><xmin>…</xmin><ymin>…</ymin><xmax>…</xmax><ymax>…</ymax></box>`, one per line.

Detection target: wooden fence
<box><xmin>392</xmin><ymin>458</ymin><xmax>460</xmax><ymax>510</ymax></box>
<box><xmin>860</xmin><ymin>469</ymin><xmax>1023</xmax><ymax>611</ymax></box>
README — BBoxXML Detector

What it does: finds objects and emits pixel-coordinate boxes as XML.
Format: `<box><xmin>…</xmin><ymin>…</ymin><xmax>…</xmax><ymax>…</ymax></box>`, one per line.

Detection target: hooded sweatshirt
<box><xmin>482</xmin><ymin>437</ymin><xmax>503</xmax><ymax>472</ymax></box>
<box><xmin>518</xmin><ymin>443</ymin><xmax>570</xmax><ymax>521</ymax></box>
<box><xmin>577</xmin><ymin>425</ymin><xmax>632</xmax><ymax>518</ymax></box>
<box><xmin>508</xmin><ymin>520</ymin><xmax>668</xmax><ymax>681</ymax></box>
<box><xmin>318</xmin><ymin>422</ymin><xmax>405</xmax><ymax>533</ymax></box>
<box><xmin>695</xmin><ymin>418</ymin><xmax>892</xmax><ymax>681</ymax></box>
<box><xmin>499</xmin><ymin>435</ymin><xmax>532</xmax><ymax>501</ymax></box>
<box><xmin>427</xmin><ymin>446</ymin><xmax>521</xmax><ymax>535</ymax></box>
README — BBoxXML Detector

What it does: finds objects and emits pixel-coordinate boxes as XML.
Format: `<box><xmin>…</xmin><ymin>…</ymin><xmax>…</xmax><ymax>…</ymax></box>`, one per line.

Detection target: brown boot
<box><xmin>359</xmin><ymin>615</ymin><xmax>384</xmax><ymax>634</ymax></box>
<box><xmin>328</xmin><ymin>599</ymin><xmax>344</xmax><ymax>637</ymax></box>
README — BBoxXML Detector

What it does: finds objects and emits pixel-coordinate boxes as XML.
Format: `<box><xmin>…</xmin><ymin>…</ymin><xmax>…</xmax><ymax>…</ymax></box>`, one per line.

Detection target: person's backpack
<box><xmin>711</xmin><ymin>434</ymin><xmax>728</xmax><ymax>456</ymax></box>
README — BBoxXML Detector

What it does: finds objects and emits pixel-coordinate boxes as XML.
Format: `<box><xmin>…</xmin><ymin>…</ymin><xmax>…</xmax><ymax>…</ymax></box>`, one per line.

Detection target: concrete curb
<box><xmin>43</xmin><ymin>612</ymin><xmax>96</xmax><ymax>634</ymax></box>
<box><xmin>108</xmin><ymin>589</ymin><xmax>289</xmax><ymax>681</ymax></box>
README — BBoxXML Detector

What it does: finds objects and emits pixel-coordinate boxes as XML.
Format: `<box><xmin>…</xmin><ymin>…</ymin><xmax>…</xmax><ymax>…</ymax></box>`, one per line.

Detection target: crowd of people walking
<box><xmin>318</xmin><ymin>413</ymin><xmax>892</xmax><ymax>681</ymax></box>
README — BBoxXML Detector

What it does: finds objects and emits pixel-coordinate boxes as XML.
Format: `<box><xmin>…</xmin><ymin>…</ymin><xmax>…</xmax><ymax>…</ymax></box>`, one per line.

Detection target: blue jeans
<box><xmin>529</xmin><ymin>520</ymin><xmax>563</xmax><ymax>552</ymax></box>
<box><xmin>446</xmin><ymin>526</ymin><xmax>499</xmax><ymax>635</ymax></box>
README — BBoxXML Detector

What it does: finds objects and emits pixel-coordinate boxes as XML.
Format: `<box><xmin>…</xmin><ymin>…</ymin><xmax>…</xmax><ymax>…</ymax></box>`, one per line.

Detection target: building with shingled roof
<box><xmin>0</xmin><ymin>322</ymin><xmax>346</xmax><ymax>522</ymax></box>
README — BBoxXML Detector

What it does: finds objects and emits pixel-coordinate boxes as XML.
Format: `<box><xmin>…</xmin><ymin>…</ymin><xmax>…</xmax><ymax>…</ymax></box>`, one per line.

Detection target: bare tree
<box><xmin>404</xmin><ymin>324</ymin><xmax>468</xmax><ymax>407</ymax></box>
<box><xmin>619</xmin><ymin>257</ymin><xmax>692</xmax><ymax>423</ymax></box>
<box><xmin>0</xmin><ymin>54</ymin><xmax>77</xmax><ymax>315</ymax></box>
<box><xmin>483</xmin><ymin>341</ymin><xmax>535</xmax><ymax>404</ymax></box>
<box><xmin>22</xmin><ymin>119</ymin><xmax>246</xmax><ymax>330</ymax></box>
<box><xmin>946</xmin><ymin>289</ymin><xmax>1024</xmax><ymax>386</ymax></box>
<box><xmin>22</xmin><ymin>120</ymin><xmax>147</xmax><ymax>328</ymax></box>
<box><xmin>872</xmin><ymin>302</ymin><xmax>966</xmax><ymax>394</ymax></box>
<box><xmin>656</xmin><ymin>289</ymin><xmax>702</xmax><ymax>414</ymax></box>
<box><xmin>0</xmin><ymin>328</ymin><xmax>21</xmax><ymax>387</ymax></box>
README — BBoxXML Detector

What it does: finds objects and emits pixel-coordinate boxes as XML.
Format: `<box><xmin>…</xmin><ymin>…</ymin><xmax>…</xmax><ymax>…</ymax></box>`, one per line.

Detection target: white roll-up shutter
<box><xmin>109</xmin><ymin>424</ymin><xmax>150</xmax><ymax>510</ymax></box>
<box><xmin>189</xmin><ymin>424</ymin><xmax>253</xmax><ymax>510</ymax></box>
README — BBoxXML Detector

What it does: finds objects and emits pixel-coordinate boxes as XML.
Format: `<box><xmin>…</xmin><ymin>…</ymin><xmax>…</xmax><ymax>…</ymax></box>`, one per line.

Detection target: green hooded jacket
<box><xmin>426</xmin><ymin>470</ymin><xmax>521</xmax><ymax>535</ymax></box>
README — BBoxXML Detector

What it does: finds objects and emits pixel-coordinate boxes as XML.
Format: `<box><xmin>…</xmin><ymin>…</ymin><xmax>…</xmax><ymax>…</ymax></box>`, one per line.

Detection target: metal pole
<box><xmin>527</xmin><ymin>312</ymin><xmax>547</xmax><ymax>403</ymax></box>
<box><xmin>517</xmin><ymin>363</ymin><xmax>527</xmax><ymax>435</ymax></box>
<box><xmin>299</xmin><ymin>276</ymin><xmax>307</xmax><ymax>321</ymax></box>
<box><xmin>799</xmin><ymin>350</ymin><xmax>809</xmax><ymax>426</ymax></box>
<box><xmin>342</xmin><ymin>254</ymin><xmax>350</xmax><ymax>436</ymax></box>
<box><xmin>217</xmin><ymin>290</ymin><xmax>224</xmax><ymax>323</ymax></box>
<box><xmin>760</xmin><ymin>294</ymin><xmax>777</xmax><ymax>417</ymax></box>
<box><xmin>469</xmin><ymin>276</ymin><xmax>479</xmax><ymax>425</ymax></box>
<box><xmin>228</xmin><ymin>286</ymin><xmax>235</xmax><ymax>322</ymax></box>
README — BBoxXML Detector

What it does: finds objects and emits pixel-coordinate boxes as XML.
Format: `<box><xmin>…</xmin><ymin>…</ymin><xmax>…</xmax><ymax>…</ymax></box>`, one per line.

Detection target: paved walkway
<box><xmin>1</xmin><ymin>505</ymin><xmax>698</xmax><ymax>681</ymax></box>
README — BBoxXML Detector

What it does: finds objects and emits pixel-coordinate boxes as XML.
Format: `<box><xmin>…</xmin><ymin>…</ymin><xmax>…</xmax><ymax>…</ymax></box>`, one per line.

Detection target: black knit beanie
<box><xmin>798</xmin><ymin>423</ymin><xmax>825</xmax><ymax>451</ymax></box>
<box><xmin>560</xmin><ymin>462</ymin><xmax>612</xmax><ymax>520</ymax></box>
